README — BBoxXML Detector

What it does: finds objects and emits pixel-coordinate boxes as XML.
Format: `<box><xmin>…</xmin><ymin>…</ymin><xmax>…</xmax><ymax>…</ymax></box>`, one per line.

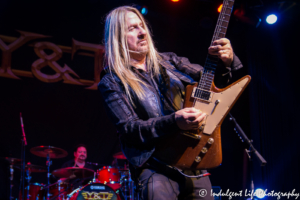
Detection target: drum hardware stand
<box><xmin>9</xmin><ymin>164</ymin><xmax>14</xmax><ymax>200</ymax></box>
<box><xmin>46</xmin><ymin>152</ymin><xmax>52</xmax><ymax>200</ymax></box>
<box><xmin>228</xmin><ymin>113</ymin><xmax>267</xmax><ymax>200</ymax></box>
<box><xmin>20</xmin><ymin>113</ymin><xmax>27</xmax><ymax>200</ymax></box>
<box><xmin>25</xmin><ymin>168</ymin><xmax>32</xmax><ymax>200</ymax></box>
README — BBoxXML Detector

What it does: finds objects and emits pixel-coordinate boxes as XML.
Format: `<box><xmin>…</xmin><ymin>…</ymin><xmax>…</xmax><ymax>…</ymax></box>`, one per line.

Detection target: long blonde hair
<box><xmin>104</xmin><ymin>6</ymin><xmax>161</xmax><ymax>103</ymax></box>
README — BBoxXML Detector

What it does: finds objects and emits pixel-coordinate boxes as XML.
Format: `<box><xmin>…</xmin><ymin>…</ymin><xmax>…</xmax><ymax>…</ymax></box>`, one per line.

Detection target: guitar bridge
<box><xmin>191</xmin><ymin>88</ymin><xmax>213</xmax><ymax>102</ymax></box>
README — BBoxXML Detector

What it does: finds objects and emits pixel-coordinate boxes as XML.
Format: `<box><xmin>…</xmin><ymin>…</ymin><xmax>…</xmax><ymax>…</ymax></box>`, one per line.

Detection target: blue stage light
<box><xmin>255</xmin><ymin>188</ymin><xmax>266</xmax><ymax>199</ymax></box>
<box><xmin>266</xmin><ymin>14</ymin><xmax>277</xmax><ymax>24</ymax></box>
<box><xmin>141</xmin><ymin>7</ymin><xmax>148</xmax><ymax>15</ymax></box>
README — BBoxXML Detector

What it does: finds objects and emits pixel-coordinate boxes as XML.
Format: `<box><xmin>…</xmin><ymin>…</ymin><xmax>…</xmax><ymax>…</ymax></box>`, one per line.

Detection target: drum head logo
<box><xmin>82</xmin><ymin>192</ymin><xmax>114</xmax><ymax>200</ymax></box>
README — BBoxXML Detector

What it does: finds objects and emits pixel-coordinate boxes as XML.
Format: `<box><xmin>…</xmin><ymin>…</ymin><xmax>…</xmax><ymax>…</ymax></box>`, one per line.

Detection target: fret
<box><xmin>215</xmin><ymin>31</ymin><xmax>226</xmax><ymax>35</ymax></box>
<box><xmin>198</xmin><ymin>85</ymin><xmax>211</xmax><ymax>90</ymax></box>
<box><xmin>224</xmin><ymin>7</ymin><xmax>232</xmax><ymax>14</ymax></box>
<box><xmin>204</xmin><ymin>77</ymin><xmax>213</xmax><ymax>81</ymax></box>
<box><xmin>219</xmin><ymin>14</ymin><xmax>230</xmax><ymax>21</ymax></box>
<box><xmin>200</xmin><ymin>77</ymin><xmax>212</xmax><ymax>81</ymax></box>
<box><xmin>216</xmin><ymin>25</ymin><xmax>227</xmax><ymax>29</ymax></box>
<box><xmin>215</xmin><ymin>33</ymin><xmax>226</xmax><ymax>38</ymax></box>
<box><xmin>203</xmin><ymin>70</ymin><xmax>215</xmax><ymax>75</ymax></box>
<box><xmin>199</xmin><ymin>87</ymin><xmax>212</xmax><ymax>91</ymax></box>
<box><xmin>222</xmin><ymin>13</ymin><xmax>231</xmax><ymax>16</ymax></box>
<box><xmin>201</xmin><ymin>79</ymin><xmax>213</xmax><ymax>84</ymax></box>
<box><xmin>218</xmin><ymin>20</ymin><xmax>229</xmax><ymax>25</ymax></box>
<box><xmin>202</xmin><ymin>75</ymin><xmax>214</xmax><ymax>79</ymax></box>
<box><xmin>198</xmin><ymin>83</ymin><xmax>211</xmax><ymax>88</ymax></box>
<box><xmin>197</xmin><ymin>85</ymin><xmax>211</xmax><ymax>90</ymax></box>
<box><xmin>205</xmin><ymin>75</ymin><xmax>214</xmax><ymax>79</ymax></box>
<box><xmin>220</xmin><ymin>20</ymin><xmax>229</xmax><ymax>23</ymax></box>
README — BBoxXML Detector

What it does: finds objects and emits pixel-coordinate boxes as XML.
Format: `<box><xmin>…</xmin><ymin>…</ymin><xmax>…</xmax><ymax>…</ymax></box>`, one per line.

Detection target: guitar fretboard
<box><xmin>196</xmin><ymin>0</ymin><xmax>235</xmax><ymax>97</ymax></box>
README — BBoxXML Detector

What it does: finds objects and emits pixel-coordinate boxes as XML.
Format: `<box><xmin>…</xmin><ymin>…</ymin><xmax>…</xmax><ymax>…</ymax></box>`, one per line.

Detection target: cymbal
<box><xmin>30</xmin><ymin>146</ymin><xmax>68</xmax><ymax>159</ymax></box>
<box><xmin>113</xmin><ymin>152</ymin><xmax>127</xmax><ymax>160</ymax></box>
<box><xmin>15</xmin><ymin>163</ymin><xmax>47</xmax><ymax>173</ymax></box>
<box><xmin>1</xmin><ymin>157</ymin><xmax>21</xmax><ymax>165</ymax></box>
<box><xmin>52</xmin><ymin>167</ymin><xmax>95</xmax><ymax>179</ymax></box>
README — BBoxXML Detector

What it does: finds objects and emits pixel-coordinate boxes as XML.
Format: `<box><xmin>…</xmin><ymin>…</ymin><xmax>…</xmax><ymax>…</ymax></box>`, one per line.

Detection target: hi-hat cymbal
<box><xmin>1</xmin><ymin>157</ymin><xmax>21</xmax><ymax>165</ymax></box>
<box><xmin>30</xmin><ymin>146</ymin><xmax>68</xmax><ymax>159</ymax></box>
<box><xmin>15</xmin><ymin>163</ymin><xmax>47</xmax><ymax>173</ymax></box>
<box><xmin>52</xmin><ymin>167</ymin><xmax>95</xmax><ymax>179</ymax></box>
<box><xmin>113</xmin><ymin>152</ymin><xmax>127</xmax><ymax>160</ymax></box>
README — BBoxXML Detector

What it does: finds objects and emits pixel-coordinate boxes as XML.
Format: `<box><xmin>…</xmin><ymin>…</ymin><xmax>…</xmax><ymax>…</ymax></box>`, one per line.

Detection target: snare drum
<box><xmin>69</xmin><ymin>183</ymin><xmax>120</xmax><ymax>200</ymax></box>
<box><xmin>96</xmin><ymin>166</ymin><xmax>121</xmax><ymax>190</ymax></box>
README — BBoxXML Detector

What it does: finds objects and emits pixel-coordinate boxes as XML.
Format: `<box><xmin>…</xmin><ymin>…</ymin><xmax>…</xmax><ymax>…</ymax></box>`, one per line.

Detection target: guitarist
<box><xmin>98</xmin><ymin>6</ymin><xmax>243</xmax><ymax>200</ymax></box>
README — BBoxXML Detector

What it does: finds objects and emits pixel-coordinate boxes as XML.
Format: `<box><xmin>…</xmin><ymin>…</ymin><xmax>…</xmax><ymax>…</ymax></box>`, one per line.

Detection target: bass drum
<box><xmin>69</xmin><ymin>183</ymin><xmax>120</xmax><ymax>200</ymax></box>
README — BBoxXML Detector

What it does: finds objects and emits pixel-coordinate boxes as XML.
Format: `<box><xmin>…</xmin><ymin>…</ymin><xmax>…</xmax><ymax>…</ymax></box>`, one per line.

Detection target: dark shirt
<box><xmin>133</xmin><ymin>67</ymin><xmax>185</xmax><ymax>117</ymax></box>
<box><xmin>61</xmin><ymin>160</ymin><xmax>95</xmax><ymax>171</ymax></box>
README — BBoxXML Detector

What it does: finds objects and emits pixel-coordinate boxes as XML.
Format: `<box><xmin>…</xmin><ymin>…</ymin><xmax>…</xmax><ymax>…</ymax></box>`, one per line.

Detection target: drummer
<box><xmin>62</xmin><ymin>144</ymin><xmax>94</xmax><ymax>170</ymax></box>
<box><xmin>61</xmin><ymin>144</ymin><xmax>95</xmax><ymax>188</ymax></box>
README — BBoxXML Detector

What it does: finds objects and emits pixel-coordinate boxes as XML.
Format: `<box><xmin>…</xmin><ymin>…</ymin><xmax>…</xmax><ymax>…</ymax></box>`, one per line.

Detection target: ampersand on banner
<box><xmin>31</xmin><ymin>41</ymin><xmax>83</xmax><ymax>85</ymax></box>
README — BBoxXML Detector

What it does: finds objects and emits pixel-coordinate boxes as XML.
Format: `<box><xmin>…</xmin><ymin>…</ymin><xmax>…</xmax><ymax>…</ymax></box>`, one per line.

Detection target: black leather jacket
<box><xmin>98</xmin><ymin>52</ymin><xmax>243</xmax><ymax>167</ymax></box>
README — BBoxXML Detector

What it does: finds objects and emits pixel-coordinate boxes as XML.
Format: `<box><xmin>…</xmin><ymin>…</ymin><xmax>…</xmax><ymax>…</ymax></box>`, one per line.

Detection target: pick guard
<box><xmin>194</xmin><ymin>77</ymin><xmax>251</xmax><ymax>135</ymax></box>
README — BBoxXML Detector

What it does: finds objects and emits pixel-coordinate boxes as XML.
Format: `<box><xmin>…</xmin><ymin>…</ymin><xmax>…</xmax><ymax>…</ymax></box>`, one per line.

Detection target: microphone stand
<box><xmin>20</xmin><ymin>113</ymin><xmax>27</xmax><ymax>200</ymax></box>
<box><xmin>228</xmin><ymin>113</ymin><xmax>267</xmax><ymax>200</ymax></box>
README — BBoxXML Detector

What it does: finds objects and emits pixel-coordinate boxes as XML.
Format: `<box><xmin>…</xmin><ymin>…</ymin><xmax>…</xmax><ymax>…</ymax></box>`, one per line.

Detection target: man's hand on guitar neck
<box><xmin>208</xmin><ymin>38</ymin><xmax>234</xmax><ymax>68</ymax></box>
<box><xmin>175</xmin><ymin>107</ymin><xmax>206</xmax><ymax>130</ymax></box>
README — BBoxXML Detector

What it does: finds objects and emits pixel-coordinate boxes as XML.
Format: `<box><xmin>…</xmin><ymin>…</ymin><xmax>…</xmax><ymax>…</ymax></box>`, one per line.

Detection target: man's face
<box><xmin>74</xmin><ymin>146</ymin><xmax>87</xmax><ymax>161</ymax></box>
<box><xmin>125</xmin><ymin>11</ymin><xmax>148</xmax><ymax>53</ymax></box>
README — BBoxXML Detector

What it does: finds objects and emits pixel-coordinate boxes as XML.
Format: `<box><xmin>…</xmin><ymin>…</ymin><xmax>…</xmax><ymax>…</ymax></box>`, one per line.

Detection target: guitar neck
<box><xmin>199</xmin><ymin>0</ymin><xmax>235</xmax><ymax>91</ymax></box>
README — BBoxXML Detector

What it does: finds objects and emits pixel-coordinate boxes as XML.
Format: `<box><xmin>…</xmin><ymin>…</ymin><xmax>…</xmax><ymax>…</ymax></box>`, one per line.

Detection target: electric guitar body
<box><xmin>154</xmin><ymin>76</ymin><xmax>251</xmax><ymax>170</ymax></box>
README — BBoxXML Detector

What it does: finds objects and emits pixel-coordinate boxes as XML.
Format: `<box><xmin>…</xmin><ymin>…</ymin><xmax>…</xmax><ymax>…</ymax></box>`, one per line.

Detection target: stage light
<box><xmin>255</xmin><ymin>188</ymin><xmax>266</xmax><ymax>199</ymax></box>
<box><xmin>172</xmin><ymin>0</ymin><xmax>179</xmax><ymax>2</ymax></box>
<box><xmin>218</xmin><ymin>4</ymin><xmax>223</xmax><ymax>13</ymax></box>
<box><xmin>141</xmin><ymin>7</ymin><xmax>148</xmax><ymax>15</ymax></box>
<box><xmin>266</xmin><ymin>14</ymin><xmax>277</xmax><ymax>24</ymax></box>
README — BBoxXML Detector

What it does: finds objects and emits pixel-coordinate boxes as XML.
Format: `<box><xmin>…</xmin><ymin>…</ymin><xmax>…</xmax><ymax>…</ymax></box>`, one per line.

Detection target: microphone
<box><xmin>20</xmin><ymin>113</ymin><xmax>27</xmax><ymax>145</ymax></box>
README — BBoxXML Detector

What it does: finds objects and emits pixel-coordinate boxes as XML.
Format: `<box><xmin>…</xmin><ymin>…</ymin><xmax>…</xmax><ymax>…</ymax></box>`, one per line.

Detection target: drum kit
<box><xmin>2</xmin><ymin>146</ymin><xmax>137</xmax><ymax>200</ymax></box>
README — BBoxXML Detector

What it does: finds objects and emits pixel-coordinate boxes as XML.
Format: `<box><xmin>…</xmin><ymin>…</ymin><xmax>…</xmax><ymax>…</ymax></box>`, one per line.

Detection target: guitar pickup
<box><xmin>181</xmin><ymin>131</ymin><xmax>202</xmax><ymax>140</ymax></box>
<box><xmin>191</xmin><ymin>88</ymin><xmax>213</xmax><ymax>102</ymax></box>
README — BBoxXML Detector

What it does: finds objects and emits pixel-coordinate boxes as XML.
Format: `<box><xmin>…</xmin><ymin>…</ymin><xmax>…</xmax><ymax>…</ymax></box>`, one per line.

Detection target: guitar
<box><xmin>154</xmin><ymin>0</ymin><xmax>251</xmax><ymax>170</ymax></box>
